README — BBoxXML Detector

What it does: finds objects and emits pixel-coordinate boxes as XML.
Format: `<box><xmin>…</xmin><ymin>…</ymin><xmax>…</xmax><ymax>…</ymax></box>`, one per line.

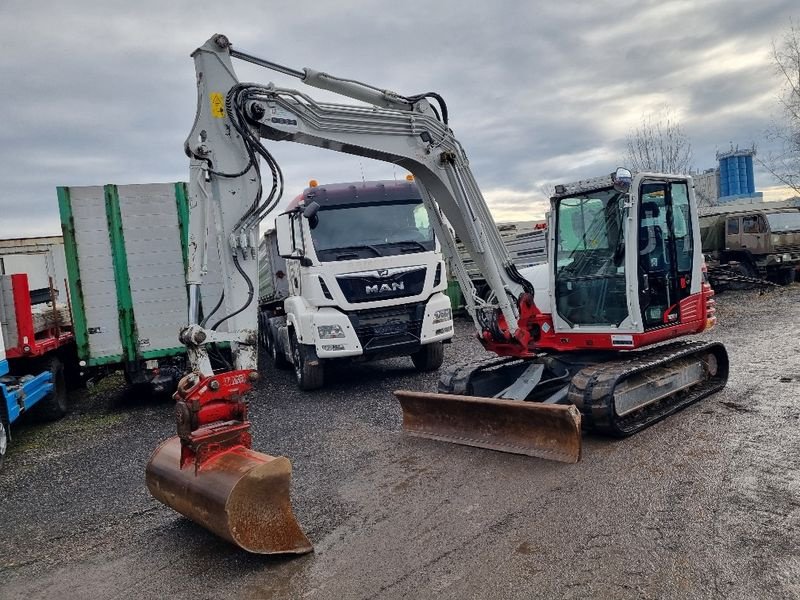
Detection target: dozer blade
<box><xmin>146</xmin><ymin>436</ymin><xmax>312</xmax><ymax>555</ymax></box>
<box><xmin>395</xmin><ymin>391</ymin><xmax>582</xmax><ymax>463</ymax></box>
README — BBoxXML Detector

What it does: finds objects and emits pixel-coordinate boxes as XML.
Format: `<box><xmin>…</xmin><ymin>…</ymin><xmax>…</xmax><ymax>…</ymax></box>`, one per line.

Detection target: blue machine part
<box><xmin>0</xmin><ymin>359</ymin><xmax>54</xmax><ymax>425</ymax></box>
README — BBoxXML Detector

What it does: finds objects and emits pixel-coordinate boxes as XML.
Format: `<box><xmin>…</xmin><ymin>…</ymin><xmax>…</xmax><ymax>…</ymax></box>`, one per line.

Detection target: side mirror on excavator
<box><xmin>612</xmin><ymin>167</ymin><xmax>632</xmax><ymax>194</ymax></box>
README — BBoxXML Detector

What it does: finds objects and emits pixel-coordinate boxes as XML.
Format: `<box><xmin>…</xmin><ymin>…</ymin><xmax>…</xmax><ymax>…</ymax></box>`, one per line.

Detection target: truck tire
<box><xmin>290</xmin><ymin>331</ymin><xmax>324</xmax><ymax>391</ymax></box>
<box><xmin>411</xmin><ymin>341</ymin><xmax>444</xmax><ymax>372</ymax></box>
<box><xmin>0</xmin><ymin>415</ymin><xmax>8</xmax><ymax>471</ymax></box>
<box><xmin>776</xmin><ymin>268</ymin><xmax>795</xmax><ymax>286</ymax></box>
<box><xmin>267</xmin><ymin>329</ymin><xmax>292</xmax><ymax>370</ymax></box>
<box><xmin>37</xmin><ymin>357</ymin><xmax>68</xmax><ymax>421</ymax></box>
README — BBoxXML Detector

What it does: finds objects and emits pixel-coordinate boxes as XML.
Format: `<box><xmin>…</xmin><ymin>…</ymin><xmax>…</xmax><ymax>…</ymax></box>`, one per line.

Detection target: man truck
<box><xmin>258</xmin><ymin>178</ymin><xmax>455</xmax><ymax>390</ymax></box>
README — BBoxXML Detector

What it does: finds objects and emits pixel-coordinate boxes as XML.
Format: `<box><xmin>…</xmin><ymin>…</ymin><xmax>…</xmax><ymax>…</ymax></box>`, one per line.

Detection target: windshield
<box><xmin>310</xmin><ymin>200</ymin><xmax>435</xmax><ymax>262</ymax></box>
<box><xmin>765</xmin><ymin>211</ymin><xmax>800</xmax><ymax>233</ymax></box>
<box><xmin>554</xmin><ymin>189</ymin><xmax>629</xmax><ymax>326</ymax></box>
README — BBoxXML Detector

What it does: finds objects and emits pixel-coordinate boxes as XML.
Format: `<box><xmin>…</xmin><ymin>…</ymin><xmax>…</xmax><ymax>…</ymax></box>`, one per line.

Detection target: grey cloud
<box><xmin>1</xmin><ymin>0</ymin><xmax>797</xmax><ymax>238</ymax></box>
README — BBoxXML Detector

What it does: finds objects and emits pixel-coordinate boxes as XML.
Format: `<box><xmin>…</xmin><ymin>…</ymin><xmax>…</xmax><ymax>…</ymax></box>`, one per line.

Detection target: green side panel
<box><xmin>174</xmin><ymin>182</ymin><xmax>190</xmax><ymax>275</ymax></box>
<box><xmin>87</xmin><ymin>354</ymin><xmax>125</xmax><ymax>367</ymax></box>
<box><xmin>57</xmin><ymin>187</ymin><xmax>91</xmax><ymax>361</ymax></box>
<box><xmin>141</xmin><ymin>347</ymin><xmax>186</xmax><ymax>360</ymax></box>
<box><xmin>104</xmin><ymin>185</ymin><xmax>138</xmax><ymax>363</ymax></box>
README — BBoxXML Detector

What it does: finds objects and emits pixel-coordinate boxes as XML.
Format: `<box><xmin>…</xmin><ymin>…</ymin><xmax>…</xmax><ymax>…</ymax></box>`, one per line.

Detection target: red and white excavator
<box><xmin>145</xmin><ymin>34</ymin><xmax>728</xmax><ymax>554</ymax></box>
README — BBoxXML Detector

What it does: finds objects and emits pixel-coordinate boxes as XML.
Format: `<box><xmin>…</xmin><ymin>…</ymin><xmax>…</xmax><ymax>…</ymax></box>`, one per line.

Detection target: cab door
<box><xmin>637</xmin><ymin>179</ymin><xmax>695</xmax><ymax>329</ymax></box>
<box><xmin>740</xmin><ymin>214</ymin><xmax>766</xmax><ymax>253</ymax></box>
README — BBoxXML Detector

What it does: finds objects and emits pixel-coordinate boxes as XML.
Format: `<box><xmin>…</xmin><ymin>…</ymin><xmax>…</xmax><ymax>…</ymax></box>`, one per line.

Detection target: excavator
<box><xmin>145</xmin><ymin>34</ymin><xmax>729</xmax><ymax>554</ymax></box>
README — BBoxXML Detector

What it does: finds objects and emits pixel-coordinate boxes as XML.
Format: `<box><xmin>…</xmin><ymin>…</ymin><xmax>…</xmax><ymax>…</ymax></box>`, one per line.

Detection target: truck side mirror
<box><xmin>275</xmin><ymin>213</ymin><xmax>298</xmax><ymax>258</ymax></box>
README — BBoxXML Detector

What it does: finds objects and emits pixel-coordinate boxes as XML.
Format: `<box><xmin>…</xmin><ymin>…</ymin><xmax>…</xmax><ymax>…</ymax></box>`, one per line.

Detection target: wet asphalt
<box><xmin>0</xmin><ymin>286</ymin><xmax>798</xmax><ymax>599</ymax></box>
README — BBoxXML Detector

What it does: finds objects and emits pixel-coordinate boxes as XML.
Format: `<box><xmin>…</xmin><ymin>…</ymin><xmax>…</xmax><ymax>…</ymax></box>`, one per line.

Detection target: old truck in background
<box><xmin>258</xmin><ymin>178</ymin><xmax>454</xmax><ymax>390</ymax></box>
<box><xmin>57</xmin><ymin>182</ymin><xmax>225</xmax><ymax>394</ymax></box>
<box><xmin>699</xmin><ymin>203</ymin><xmax>800</xmax><ymax>285</ymax></box>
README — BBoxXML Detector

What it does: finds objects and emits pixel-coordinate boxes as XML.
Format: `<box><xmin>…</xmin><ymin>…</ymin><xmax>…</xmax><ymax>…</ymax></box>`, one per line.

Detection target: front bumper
<box><xmin>310</xmin><ymin>293</ymin><xmax>454</xmax><ymax>359</ymax></box>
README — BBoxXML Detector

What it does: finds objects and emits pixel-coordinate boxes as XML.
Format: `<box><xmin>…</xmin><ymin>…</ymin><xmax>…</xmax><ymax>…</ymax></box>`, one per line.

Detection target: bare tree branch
<box><xmin>759</xmin><ymin>19</ymin><xmax>800</xmax><ymax>195</ymax></box>
<box><xmin>625</xmin><ymin>105</ymin><xmax>693</xmax><ymax>174</ymax></box>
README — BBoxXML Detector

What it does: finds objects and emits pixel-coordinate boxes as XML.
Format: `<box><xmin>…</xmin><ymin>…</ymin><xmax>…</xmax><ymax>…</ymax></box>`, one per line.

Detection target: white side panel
<box><xmin>117</xmin><ymin>184</ymin><xmax>187</xmax><ymax>353</ymax></box>
<box><xmin>70</xmin><ymin>186</ymin><xmax>124</xmax><ymax>359</ymax></box>
<box><xmin>0</xmin><ymin>238</ymin><xmax>69</xmax><ymax>299</ymax></box>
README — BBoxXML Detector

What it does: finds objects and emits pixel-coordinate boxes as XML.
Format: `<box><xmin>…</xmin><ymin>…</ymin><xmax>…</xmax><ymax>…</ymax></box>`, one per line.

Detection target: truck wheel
<box><xmin>37</xmin><ymin>357</ymin><xmax>68</xmax><ymax>421</ymax></box>
<box><xmin>290</xmin><ymin>331</ymin><xmax>324</xmax><ymax>391</ymax></box>
<box><xmin>777</xmin><ymin>268</ymin><xmax>795</xmax><ymax>286</ymax></box>
<box><xmin>268</xmin><ymin>329</ymin><xmax>292</xmax><ymax>370</ymax></box>
<box><xmin>0</xmin><ymin>416</ymin><xmax>8</xmax><ymax>471</ymax></box>
<box><xmin>411</xmin><ymin>341</ymin><xmax>444</xmax><ymax>372</ymax></box>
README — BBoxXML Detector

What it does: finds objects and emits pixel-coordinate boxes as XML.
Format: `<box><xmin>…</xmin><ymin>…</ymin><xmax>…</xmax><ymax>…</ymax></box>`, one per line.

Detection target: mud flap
<box><xmin>146</xmin><ymin>436</ymin><xmax>313</xmax><ymax>555</ymax></box>
<box><xmin>394</xmin><ymin>391</ymin><xmax>582</xmax><ymax>463</ymax></box>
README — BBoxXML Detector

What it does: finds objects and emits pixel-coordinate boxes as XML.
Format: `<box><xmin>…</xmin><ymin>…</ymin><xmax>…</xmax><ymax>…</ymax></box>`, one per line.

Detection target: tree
<box><xmin>625</xmin><ymin>105</ymin><xmax>693</xmax><ymax>174</ymax></box>
<box><xmin>760</xmin><ymin>20</ymin><xmax>800</xmax><ymax>195</ymax></box>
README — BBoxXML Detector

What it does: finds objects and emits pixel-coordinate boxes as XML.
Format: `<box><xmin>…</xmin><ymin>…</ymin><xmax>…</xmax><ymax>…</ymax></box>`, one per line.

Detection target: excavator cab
<box><xmin>551</xmin><ymin>170</ymin><xmax>702</xmax><ymax>338</ymax></box>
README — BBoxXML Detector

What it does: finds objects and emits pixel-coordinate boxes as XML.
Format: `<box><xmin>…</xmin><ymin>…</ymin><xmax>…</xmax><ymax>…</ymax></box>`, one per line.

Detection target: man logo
<box><xmin>366</xmin><ymin>282</ymin><xmax>405</xmax><ymax>294</ymax></box>
<box><xmin>377</xmin><ymin>269</ymin><xmax>389</xmax><ymax>277</ymax></box>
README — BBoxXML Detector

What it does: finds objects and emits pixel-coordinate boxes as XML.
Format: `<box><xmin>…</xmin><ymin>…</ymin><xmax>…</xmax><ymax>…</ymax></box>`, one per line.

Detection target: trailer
<box><xmin>57</xmin><ymin>182</ymin><xmax>224</xmax><ymax>394</ymax></box>
<box><xmin>0</xmin><ymin>272</ymin><xmax>75</xmax><ymax>469</ymax></box>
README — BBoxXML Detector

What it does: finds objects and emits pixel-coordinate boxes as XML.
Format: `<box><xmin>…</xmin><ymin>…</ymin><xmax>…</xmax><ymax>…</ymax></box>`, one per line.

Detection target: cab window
<box><xmin>742</xmin><ymin>216</ymin><xmax>762</xmax><ymax>234</ymax></box>
<box><xmin>727</xmin><ymin>218</ymin><xmax>739</xmax><ymax>235</ymax></box>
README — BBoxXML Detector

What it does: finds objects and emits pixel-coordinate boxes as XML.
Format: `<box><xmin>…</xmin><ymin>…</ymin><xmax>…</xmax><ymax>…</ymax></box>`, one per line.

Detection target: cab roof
<box><xmin>285</xmin><ymin>179</ymin><xmax>422</xmax><ymax>211</ymax></box>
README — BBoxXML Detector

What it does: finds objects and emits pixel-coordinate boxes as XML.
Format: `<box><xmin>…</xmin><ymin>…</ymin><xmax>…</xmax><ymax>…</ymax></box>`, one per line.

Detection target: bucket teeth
<box><xmin>395</xmin><ymin>391</ymin><xmax>582</xmax><ymax>463</ymax></box>
<box><xmin>146</xmin><ymin>436</ymin><xmax>312</xmax><ymax>555</ymax></box>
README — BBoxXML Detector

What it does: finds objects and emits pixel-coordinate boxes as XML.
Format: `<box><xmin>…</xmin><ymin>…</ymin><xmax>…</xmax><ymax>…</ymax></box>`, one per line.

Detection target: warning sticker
<box><xmin>210</xmin><ymin>92</ymin><xmax>225</xmax><ymax>118</ymax></box>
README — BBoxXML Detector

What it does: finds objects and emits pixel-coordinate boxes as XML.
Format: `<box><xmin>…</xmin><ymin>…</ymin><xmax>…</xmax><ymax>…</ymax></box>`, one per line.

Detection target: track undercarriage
<box><xmin>396</xmin><ymin>340</ymin><xmax>729</xmax><ymax>462</ymax></box>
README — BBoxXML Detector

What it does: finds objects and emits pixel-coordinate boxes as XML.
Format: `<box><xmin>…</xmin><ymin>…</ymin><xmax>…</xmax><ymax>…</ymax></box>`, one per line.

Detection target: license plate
<box><xmin>145</xmin><ymin>359</ymin><xmax>159</xmax><ymax>369</ymax></box>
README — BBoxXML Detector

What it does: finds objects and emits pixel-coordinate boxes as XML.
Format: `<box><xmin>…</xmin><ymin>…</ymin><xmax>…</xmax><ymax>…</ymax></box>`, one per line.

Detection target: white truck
<box><xmin>258</xmin><ymin>178</ymin><xmax>455</xmax><ymax>390</ymax></box>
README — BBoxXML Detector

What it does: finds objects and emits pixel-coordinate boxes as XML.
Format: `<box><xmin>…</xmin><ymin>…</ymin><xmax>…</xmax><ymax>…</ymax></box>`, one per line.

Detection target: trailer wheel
<box><xmin>267</xmin><ymin>329</ymin><xmax>292</xmax><ymax>370</ymax></box>
<box><xmin>290</xmin><ymin>331</ymin><xmax>324</xmax><ymax>391</ymax></box>
<box><xmin>37</xmin><ymin>357</ymin><xmax>68</xmax><ymax>421</ymax></box>
<box><xmin>0</xmin><ymin>415</ymin><xmax>8</xmax><ymax>471</ymax></box>
<box><xmin>411</xmin><ymin>341</ymin><xmax>444</xmax><ymax>372</ymax></box>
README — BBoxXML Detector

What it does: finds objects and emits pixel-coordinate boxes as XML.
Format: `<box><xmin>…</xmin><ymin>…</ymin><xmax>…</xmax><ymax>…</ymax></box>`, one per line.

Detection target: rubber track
<box><xmin>567</xmin><ymin>340</ymin><xmax>729</xmax><ymax>437</ymax></box>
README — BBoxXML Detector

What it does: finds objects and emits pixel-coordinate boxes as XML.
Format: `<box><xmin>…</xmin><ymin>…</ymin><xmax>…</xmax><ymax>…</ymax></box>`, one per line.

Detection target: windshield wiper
<box><xmin>386</xmin><ymin>240</ymin><xmax>429</xmax><ymax>252</ymax></box>
<box><xmin>332</xmin><ymin>244</ymin><xmax>383</xmax><ymax>260</ymax></box>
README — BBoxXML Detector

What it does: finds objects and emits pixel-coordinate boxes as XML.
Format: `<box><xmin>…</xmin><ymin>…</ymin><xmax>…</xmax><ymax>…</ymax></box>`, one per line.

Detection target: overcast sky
<box><xmin>0</xmin><ymin>0</ymin><xmax>797</xmax><ymax>238</ymax></box>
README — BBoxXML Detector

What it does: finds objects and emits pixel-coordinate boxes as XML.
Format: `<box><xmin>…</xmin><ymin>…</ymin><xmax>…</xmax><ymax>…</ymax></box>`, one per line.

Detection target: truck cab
<box><xmin>259</xmin><ymin>178</ymin><xmax>454</xmax><ymax>390</ymax></box>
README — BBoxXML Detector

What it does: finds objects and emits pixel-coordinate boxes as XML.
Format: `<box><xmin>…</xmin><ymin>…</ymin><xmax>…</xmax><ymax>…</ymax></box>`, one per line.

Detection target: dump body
<box><xmin>57</xmin><ymin>182</ymin><xmax>225</xmax><ymax>392</ymax></box>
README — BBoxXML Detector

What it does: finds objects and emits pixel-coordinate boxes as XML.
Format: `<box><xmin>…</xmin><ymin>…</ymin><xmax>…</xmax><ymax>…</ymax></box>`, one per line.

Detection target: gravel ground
<box><xmin>1</xmin><ymin>286</ymin><xmax>798</xmax><ymax>599</ymax></box>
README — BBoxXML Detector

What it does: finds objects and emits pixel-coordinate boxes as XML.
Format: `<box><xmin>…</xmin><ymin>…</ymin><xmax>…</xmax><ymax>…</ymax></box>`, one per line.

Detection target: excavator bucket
<box><xmin>394</xmin><ymin>391</ymin><xmax>582</xmax><ymax>463</ymax></box>
<box><xmin>146</xmin><ymin>436</ymin><xmax>312</xmax><ymax>555</ymax></box>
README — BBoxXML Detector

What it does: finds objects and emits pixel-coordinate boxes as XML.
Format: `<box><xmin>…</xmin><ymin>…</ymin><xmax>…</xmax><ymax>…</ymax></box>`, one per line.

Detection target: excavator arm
<box><xmin>184</xmin><ymin>34</ymin><xmax>538</xmax><ymax>350</ymax></box>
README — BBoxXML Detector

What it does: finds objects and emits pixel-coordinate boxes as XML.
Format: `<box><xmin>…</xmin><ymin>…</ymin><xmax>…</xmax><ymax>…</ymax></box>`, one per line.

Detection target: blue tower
<box><xmin>717</xmin><ymin>146</ymin><xmax>762</xmax><ymax>203</ymax></box>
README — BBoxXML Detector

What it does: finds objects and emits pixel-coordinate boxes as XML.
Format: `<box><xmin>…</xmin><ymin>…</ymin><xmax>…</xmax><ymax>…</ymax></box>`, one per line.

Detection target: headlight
<box><xmin>433</xmin><ymin>308</ymin><xmax>452</xmax><ymax>324</ymax></box>
<box><xmin>775</xmin><ymin>256</ymin><xmax>782</xmax><ymax>263</ymax></box>
<box><xmin>317</xmin><ymin>324</ymin><xmax>345</xmax><ymax>339</ymax></box>
<box><xmin>783</xmin><ymin>253</ymin><xmax>792</xmax><ymax>261</ymax></box>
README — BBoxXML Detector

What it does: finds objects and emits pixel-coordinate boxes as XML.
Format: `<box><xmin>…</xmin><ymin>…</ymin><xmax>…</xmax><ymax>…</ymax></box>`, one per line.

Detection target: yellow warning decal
<box><xmin>210</xmin><ymin>92</ymin><xmax>225</xmax><ymax>118</ymax></box>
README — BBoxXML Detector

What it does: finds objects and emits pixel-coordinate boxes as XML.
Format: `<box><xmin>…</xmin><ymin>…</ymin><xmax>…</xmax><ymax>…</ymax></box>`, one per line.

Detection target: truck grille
<box><xmin>348</xmin><ymin>303</ymin><xmax>425</xmax><ymax>352</ymax></box>
<box><xmin>336</xmin><ymin>266</ymin><xmax>426</xmax><ymax>304</ymax></box>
